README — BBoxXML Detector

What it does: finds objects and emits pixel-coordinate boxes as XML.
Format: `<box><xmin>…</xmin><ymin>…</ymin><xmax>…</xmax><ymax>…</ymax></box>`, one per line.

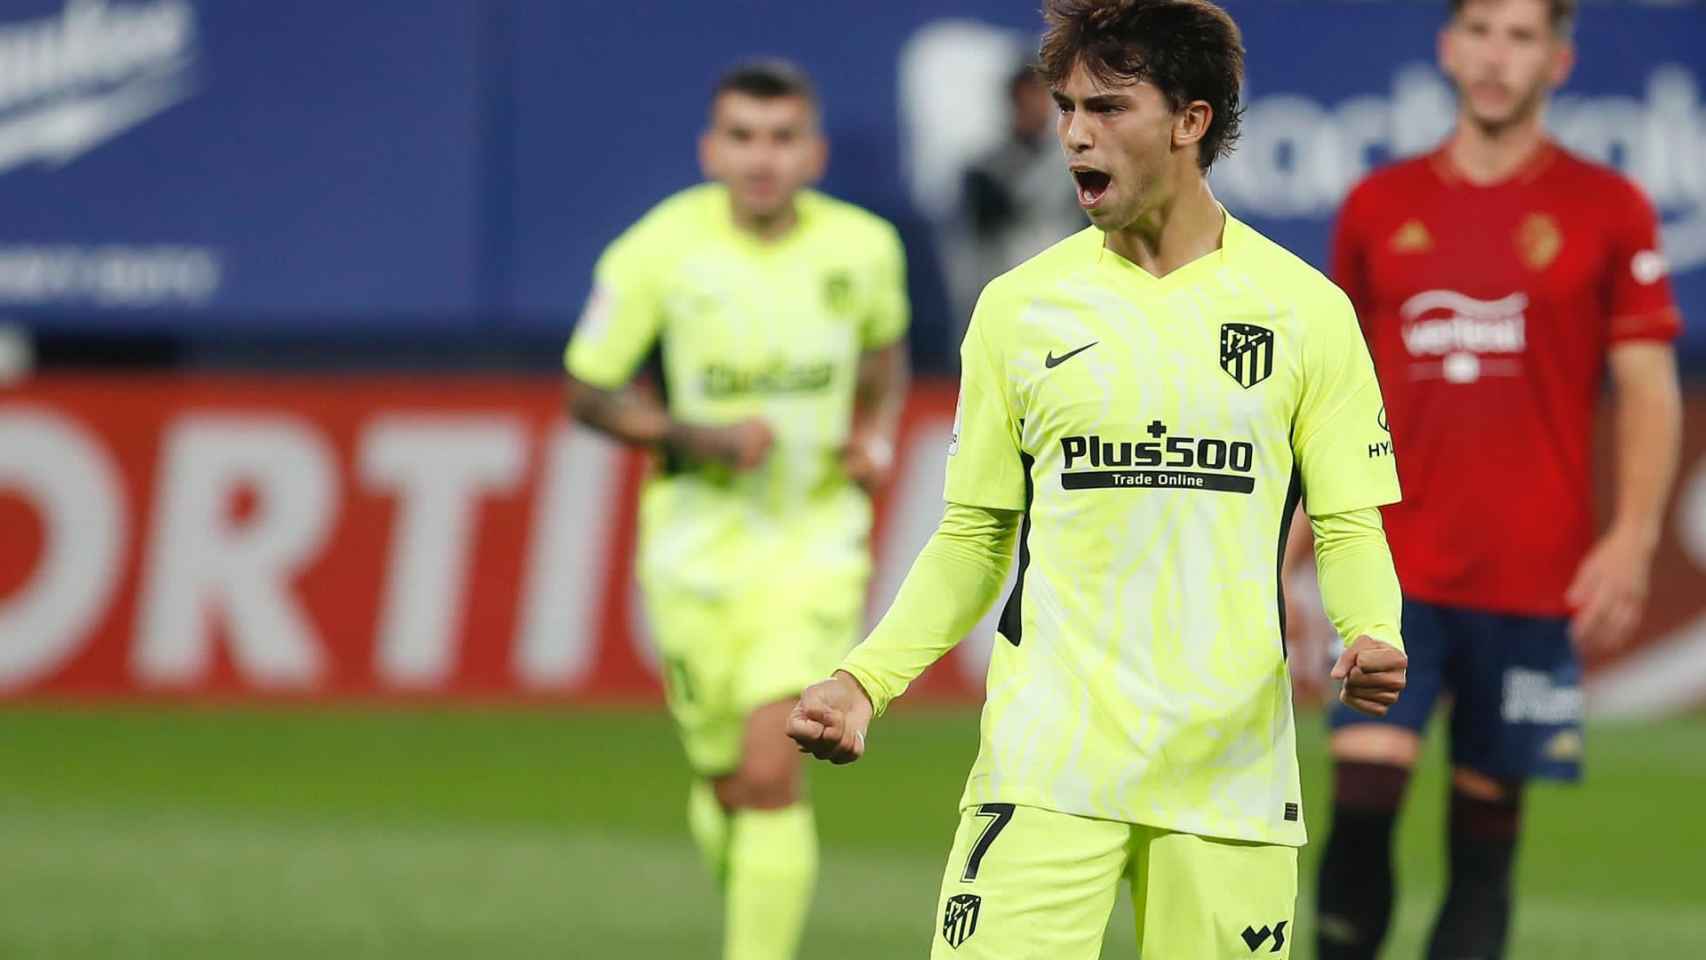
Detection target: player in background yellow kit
<box><xmin>790</xmin><ymin>2</ymin><xmax>1407</xmax><ymax>957</ymax></box>
<box><xmin>565</xmin><ymin>62</ymin><xmax>910</xmax><ymax>960</ymax></box>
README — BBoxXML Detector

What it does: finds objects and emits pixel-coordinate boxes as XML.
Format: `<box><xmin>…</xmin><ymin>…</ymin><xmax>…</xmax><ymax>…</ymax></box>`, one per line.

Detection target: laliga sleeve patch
<box><xmin>1631</xmin><ymin>250</ymin><xmax>1667</xmax><ymax>286</ymax></box>
<box><xmin>947</xmin><ymin>387</ymin><xmax>963</xmax><ymax>456</ymax></box>
<box><xmin>578</xmin><ymin>283</ymin><xmax>616</xmax><ymax>339</ymax></box>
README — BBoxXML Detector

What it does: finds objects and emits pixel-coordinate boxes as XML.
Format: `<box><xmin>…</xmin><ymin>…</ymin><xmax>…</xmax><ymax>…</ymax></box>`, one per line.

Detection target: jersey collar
<box><xmin>1094</xmin><ymin>206</ymin><xmax>1240</xmax><ymax>288</ymax></box>
<box><xmin>715</xmin><ymin>183</ymin><xmax>817</xmax><ymax>253</ymax></box>
<box><xmin>1428</xmin><ymin>138</ymin><xmax>1558</xmax><ymax>189</ymax></box>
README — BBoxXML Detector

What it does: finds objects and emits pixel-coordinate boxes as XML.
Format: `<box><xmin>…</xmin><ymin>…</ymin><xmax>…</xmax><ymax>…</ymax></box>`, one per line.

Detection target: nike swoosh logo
<box><xmin>1044</xmin><ymin>341</ymin><xmax>1098</xmax><ymax>368</ymax></box>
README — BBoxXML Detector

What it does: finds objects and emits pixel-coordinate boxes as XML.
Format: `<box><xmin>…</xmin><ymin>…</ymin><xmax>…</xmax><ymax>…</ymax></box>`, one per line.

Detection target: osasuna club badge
<box><xmin>1220</xmin><ymin>323</ymin><xmax>1275</xmax><ymax>388</ymax></box>
<box><xmin>942</xmin><ymin>894</ymin><xmax>982</xmax><ymax>949</ymax></box>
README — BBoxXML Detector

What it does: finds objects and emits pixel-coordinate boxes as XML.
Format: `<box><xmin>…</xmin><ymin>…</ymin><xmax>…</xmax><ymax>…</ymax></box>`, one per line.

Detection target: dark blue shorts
<box><xmin>1328</xmin><ymin>598</ymin><xmax>1584</xmax><ymax>782</ymax></box>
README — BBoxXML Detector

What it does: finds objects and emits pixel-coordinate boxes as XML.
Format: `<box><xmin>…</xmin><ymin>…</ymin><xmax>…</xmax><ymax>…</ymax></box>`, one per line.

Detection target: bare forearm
<box><xmin>1611</xmin><ymin>375</ymin><xmax>1681</xmax><ymax>548</ymax></box>
<box><xmin>1563</xmin><ymin>345</ymin><xmax>1679</xmax><ymax>651</ymax></box>
<box><xmin>854</xmin><ymin>342</ymin><xmax>909</xmax><ymax>439</ymax></box>
<box><xmin>567</xmin><ymin>377</ymin><xmax>672</xmax><ymax>448</ymax></box>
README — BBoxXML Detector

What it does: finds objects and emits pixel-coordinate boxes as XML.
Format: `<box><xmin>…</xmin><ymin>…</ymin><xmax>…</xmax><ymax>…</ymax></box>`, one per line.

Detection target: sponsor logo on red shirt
<box><xmin>1399</xmin><ymin>290</ymin><xmax>1528</xmax><ymax>383</ymax></box>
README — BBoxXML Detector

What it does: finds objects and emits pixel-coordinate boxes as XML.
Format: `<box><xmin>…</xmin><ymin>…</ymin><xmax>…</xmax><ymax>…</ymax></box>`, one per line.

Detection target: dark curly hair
<box><xmin>1039</xmin><ymin>0</ymin><xmax>1245</xmax><ymax>171</ymax></box>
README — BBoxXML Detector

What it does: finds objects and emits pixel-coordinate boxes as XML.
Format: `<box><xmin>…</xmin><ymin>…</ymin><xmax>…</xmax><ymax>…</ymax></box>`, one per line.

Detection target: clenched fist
<box><xmin>786</xmin><ymin>671</ymin><xmax>874</xmax><ymax>765</ymax></box>
<box><xmin>1331</xmin><ymin>635</ymin><xmax>1408</xmax><ymax>717</ymax></box>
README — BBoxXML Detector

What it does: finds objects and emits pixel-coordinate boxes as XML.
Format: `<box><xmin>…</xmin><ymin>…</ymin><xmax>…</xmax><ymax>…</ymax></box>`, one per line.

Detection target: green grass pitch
<box><xmin>0</xmin><ymin>706</ymin><xmax>1701</xmax><ymax>957</ymax></box>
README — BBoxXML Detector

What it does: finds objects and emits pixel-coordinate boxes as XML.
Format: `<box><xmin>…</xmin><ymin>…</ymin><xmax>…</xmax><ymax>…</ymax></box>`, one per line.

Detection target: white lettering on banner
<box><xmin>0</xmin><ymin>380</ymin><xmax>1700</xmax><ymax>707</ymax></box>
<box><xmin>1216</xmin><ymin>64</ymin><xmax>1706</xmax><ymax>273</ymax></box>
<box><xmin>0</xmin><ymin>246</ymin><xmax>220</xmax><ymax>306</ymax></box>
<box><xmin>515</xmin><ymin>425</ymin><xmax>621</xmax><ymax>690</ymax></box>
<box><xmin>0</xmin><ymin>0</ymin><xmax>198</xmax><ymax>174</ymax></box>
<box><xmin>1214</xmin><ymin>65</ymin><xmax>1456</xmax><ymax>219</ymax></box>
<box><xmin>134</xmin><ymin>417</ymin><xmax>335</xmax><ymax>687</ymax></box>
<box><xmin>359</xmin><ymin>416</ymin><xmax>526</xmax><ymax>689</ymax></box>
<box><xmin>0</xmin><ymin>409</ymin><xmax>124</xmax><ymax>687</ymax></box>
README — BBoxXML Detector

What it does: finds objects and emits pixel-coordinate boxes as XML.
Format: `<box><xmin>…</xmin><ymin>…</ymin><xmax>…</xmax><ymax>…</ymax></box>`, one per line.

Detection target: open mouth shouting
<box><xmin>1071</xmin><ymin>166</ymin><xmax>1112</xmax><ymax>209</ymax></box>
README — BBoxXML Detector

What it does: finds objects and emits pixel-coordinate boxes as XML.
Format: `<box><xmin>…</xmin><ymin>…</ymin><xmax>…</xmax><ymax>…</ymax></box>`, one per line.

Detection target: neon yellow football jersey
<box><xmin>566</xmin><ymin>184</ymin><xmax>909</xmax><ymax>594</ymax></box>
<box><xmin>946</xmin><ymin>216</ymin><xmax>1400</xmax><ymax>846</ymax></box>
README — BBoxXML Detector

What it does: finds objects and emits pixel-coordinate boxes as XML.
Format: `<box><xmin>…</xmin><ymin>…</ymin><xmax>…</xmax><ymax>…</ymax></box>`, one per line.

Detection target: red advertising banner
<box><xmin>1</xmin><ymin>376</ymin><xmax>1703</xmax><ymax>713</ymax></box>
<box><xmin>0</xmin><ymin>376</ymin><xmax>954</xmax><ymax>702</ymax></box>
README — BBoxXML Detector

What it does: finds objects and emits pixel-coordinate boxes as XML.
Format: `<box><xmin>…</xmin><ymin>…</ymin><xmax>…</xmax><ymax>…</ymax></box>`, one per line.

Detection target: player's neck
<box><xmin>730</xmin><ymin>201</ymin><xmax>800</xmax><ymax>243</ymax></box>
<box><xmin>1446</xmin><ymin>114</ymin><xmax>1550</xmax><ymax>186</ymax></box>
<box><xmin>1103</xmin><ymin>178</ymin><xmax>1224</xmax><ymax>278</ymax></box>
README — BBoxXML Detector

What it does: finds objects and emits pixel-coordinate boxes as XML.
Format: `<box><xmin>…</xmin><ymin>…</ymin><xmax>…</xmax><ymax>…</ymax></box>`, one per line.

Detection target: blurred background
<box><xmin>1</xmin><ymin>0</ymin><xmax>1703</xmax><ymax>957</ymax></box>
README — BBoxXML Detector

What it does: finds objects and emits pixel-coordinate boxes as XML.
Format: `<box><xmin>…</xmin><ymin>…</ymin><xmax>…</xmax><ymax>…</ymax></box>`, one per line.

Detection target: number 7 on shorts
<box><xmin>960</xmin><ymin>803</ymin><xmax>1015</xmax><ymax>882</ymax></box>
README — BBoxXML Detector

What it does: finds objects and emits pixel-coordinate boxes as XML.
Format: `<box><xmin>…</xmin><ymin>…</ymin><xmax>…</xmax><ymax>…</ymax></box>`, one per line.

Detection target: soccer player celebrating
<box><xmin>1312</xmin><ymin>2</ymin><xmax>1684</xmax><ymax>958</ymax></box>
<box><xmin>565</xmin><ymin>62</ymin><xmax>910</xmax><ymax>960</ymax></box>
<box><xmin>789</xmin><ymin>2</ymin><xmax>1406</xmax><ymax>956</ymax></box>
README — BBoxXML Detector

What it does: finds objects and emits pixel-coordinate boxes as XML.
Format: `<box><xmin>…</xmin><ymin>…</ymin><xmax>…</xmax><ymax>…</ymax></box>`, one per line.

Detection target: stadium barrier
<box><xmin>1</xmin><ymin>375</ymin><xmax>1704</xmax><ymax>714</ymax></box>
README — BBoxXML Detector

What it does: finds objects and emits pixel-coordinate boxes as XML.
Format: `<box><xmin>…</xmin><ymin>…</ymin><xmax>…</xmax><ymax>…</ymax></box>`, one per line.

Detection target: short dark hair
<box><xmin>1008</xmin><ymin>61</ymin><xmax>1042</xmax><ymax>103</ymax></box>
<box><xmin>1039</xmin><ymin>0</ymin><xmax>1245</xmax><ymax>171</ymax></box>
<box><xmin>1449</xmin><ymin>0</ymin><xmax>1577</xmax><ymax>34</ymax></box>
<box><xmin>713</xmin><ymin>59</ymin><xmax>819</xmax><ymax>110</ymax></box>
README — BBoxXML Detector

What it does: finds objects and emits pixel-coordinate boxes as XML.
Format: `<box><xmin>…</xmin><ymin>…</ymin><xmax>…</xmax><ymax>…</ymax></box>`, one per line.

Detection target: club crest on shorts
<box><xmin>942</xmin><ymin>894</ymin><xmax>982</xmax><ymax>949</ymax></box>
<box><xmin>1220</xmin><ymin>323</ymin><xmax>1275</xmax><ymax>388</ymax></box>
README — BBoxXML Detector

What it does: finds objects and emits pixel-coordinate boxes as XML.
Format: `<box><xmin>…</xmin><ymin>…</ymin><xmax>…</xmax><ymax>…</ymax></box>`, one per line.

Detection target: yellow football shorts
<box><xmin>931</xmin><ymin>803</ymin><xmax>1298</xmax><ymax>959</ymax></box>
<box><xmin>643</xmin><ymin>575</ymin><xmax>865</xmax><ymax>776</ymax></box>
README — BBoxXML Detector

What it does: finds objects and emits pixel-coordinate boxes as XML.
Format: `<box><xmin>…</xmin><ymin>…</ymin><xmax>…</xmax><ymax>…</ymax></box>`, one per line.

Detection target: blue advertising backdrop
<box><xmin>0</xmin><ymin>0</ymin><xmax>484</xmax><ymax>326</ymax></box>
<box><xmin>2</xmin><ymin>0</ymin><xmax>1703</xmax><ymax>365</ymax></box>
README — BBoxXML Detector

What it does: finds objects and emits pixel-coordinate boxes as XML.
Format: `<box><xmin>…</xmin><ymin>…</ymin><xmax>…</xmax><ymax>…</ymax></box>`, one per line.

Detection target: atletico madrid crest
<box><xmin>1220</xmin><ymin>323</ymin><xmax>1275</xmax><ymax>388</ymax></box>
<box><xmin>942</xmin><ymin>894</ymin><xmax>982</xmax><ymax>949</ymax></box>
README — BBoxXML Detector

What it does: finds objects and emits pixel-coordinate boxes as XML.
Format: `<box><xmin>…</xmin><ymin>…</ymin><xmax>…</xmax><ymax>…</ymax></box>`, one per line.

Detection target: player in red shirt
<box><xmin>1311</xmin><ymin>2</ymin><xmax>1683</xmax><ymax>958</ymax></box>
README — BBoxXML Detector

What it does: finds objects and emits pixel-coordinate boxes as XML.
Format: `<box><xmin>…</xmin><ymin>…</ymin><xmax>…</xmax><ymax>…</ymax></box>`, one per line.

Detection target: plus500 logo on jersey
<box><xmin>1059</xmin><ymin>428</ymin><xmax>1257</xmax><ymax>494</ymax></box>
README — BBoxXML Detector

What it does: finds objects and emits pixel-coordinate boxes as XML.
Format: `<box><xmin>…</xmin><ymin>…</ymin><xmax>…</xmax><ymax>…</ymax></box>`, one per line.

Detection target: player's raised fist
<box><xmin>787</xmin><ymin>670</ymin><xmax>873</xmax><ymax>765</ymax></box>
<box><xmin>1331</xmin><ymin>635</ymin><xmax>1408</xmax><ymax>718</ymax></box>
